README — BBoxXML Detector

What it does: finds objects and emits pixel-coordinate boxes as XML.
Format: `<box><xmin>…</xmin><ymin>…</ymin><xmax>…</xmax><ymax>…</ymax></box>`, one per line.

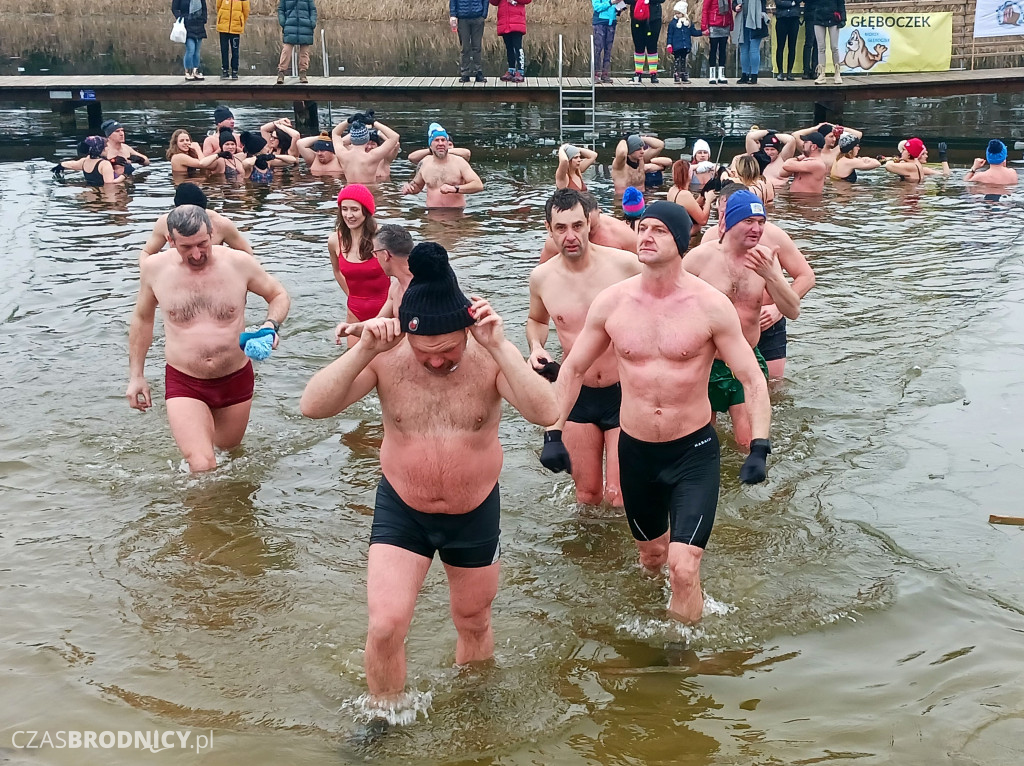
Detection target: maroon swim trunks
<box><xmin>164</xmin><ymin>361</ymin><xmax>255</xmax><ymax>409</ymax></box>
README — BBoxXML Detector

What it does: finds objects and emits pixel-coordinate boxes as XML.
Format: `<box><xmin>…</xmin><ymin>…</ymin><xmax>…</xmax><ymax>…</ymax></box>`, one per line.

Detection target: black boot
<box><xmin>738</xmin><ymin>73</ymin><xmax>749</xmax><ymax>84</ymax></box>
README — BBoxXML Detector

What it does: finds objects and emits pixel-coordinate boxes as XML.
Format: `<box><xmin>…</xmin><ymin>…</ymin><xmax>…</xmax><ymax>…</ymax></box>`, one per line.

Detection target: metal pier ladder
<box><xmin>558</xmin><ymin>34</ymin><xmax>596</xmax><ymax>149</ymax></box>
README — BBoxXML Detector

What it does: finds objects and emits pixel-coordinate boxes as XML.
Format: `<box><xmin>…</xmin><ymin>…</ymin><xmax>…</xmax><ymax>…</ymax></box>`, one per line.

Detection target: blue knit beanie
<box><xmin>986</xmin><ymin>139</ymin><xmax>1007</xmax><ymax>165</ymax></box>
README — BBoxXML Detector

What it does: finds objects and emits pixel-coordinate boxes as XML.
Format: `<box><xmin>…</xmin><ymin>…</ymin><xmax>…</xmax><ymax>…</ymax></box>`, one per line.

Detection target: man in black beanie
<box><xmin>301</xmin><ymin>241</ymin><xmax>557</xmax><ymax>710</ymax></box>
<box><xmin>543</xmin><ymin>200</ymin><xmax>772</xmax><ymax>625</ymax></box>
<box><xmin>202</xmin><ymin>105</ymin><xmax>241</xmax><ymax>156</ymax></box>
<box><xmin>139</xmin><ymin>182</ymin><xmax>252</xmax><ymax>264</ymax></box>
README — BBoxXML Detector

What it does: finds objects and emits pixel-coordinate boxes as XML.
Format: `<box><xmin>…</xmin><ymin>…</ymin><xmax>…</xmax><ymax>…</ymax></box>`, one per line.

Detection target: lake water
<box><xmin>1</xmin><ymin>92</ymin><xmax>1024</xmax><ymax>766</ymax></box>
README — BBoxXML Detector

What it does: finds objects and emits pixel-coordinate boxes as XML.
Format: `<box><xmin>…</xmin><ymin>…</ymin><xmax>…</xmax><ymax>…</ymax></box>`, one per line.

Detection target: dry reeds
<box><xmin>23</xmin><ymin>0</ymin><xmax>594</xmax><ymax>24</ymax></box>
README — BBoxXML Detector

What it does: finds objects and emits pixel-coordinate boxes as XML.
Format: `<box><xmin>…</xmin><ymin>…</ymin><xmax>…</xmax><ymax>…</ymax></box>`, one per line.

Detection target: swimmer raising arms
<box><xmin>402</xmin><ymin>122</ymin><xmax>484</xmax><ymax>208</ymax></box>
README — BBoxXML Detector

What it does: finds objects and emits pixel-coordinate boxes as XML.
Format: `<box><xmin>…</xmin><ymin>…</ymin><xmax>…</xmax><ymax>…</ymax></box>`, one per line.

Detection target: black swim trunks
<box><xmin>756</xmin><ymin>317</ymin><xmax>787</xmax><ymax>362</ymax></box>
<box><xmin>370</xmin><ymin>476</ymin><xmax>501</xmax><ymax>568</ymax></box>
<box><xmin>567</xmin><ymin>383</ymin><xmax>622</xmax><ymax>431</ymax></box>
<box><xmin>618</xmin><ymin>424</ymin><xmax>720</xmax><ymax>549</ymax></box>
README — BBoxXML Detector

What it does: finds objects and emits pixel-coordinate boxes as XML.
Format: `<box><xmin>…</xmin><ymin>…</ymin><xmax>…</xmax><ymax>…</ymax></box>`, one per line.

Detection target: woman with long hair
<box><xmin>732</xmin><ymin>153</ymin><xmax>775</xmax><ymax>202</ymax></box>
<box><xmin>165</xmin><ymin>129</ymin><xmax>220</xmax><ymax>176</ymax></box>
<box><xmin>328</xmin><ymin>184</ymin><xmax>390</xmax><ymax>326</ymax></box>
<box><xmin>667</xmin><ymin>159</ymin><xmax>713</xmax><ymax>234</ymax></box>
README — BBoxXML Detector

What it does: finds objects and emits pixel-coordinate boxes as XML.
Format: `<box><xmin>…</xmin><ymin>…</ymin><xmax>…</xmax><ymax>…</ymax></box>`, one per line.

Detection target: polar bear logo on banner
<box><xmin>995</xmin><ymin>0</ymin><xmax>1023</xmax><ymax>26</ymax></box>
<box><xmin>842</xmin><ymin>29</ymin><xmax>889</xmax><ymax>70</ymax></box>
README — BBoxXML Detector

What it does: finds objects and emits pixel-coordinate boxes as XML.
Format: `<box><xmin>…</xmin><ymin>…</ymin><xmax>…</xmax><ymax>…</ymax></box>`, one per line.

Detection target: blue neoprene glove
<box><xmin>239</xmin><ymin>327</ymin><xmax>277</xmax><ymax>361</ymax></box>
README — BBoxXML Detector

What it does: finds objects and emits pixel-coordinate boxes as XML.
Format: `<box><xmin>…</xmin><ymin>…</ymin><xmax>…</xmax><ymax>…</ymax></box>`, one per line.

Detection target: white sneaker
<box><xmin>833</xmin><ymin>70</ymin><xmax>843</xmax><ymax>84</ymax></box>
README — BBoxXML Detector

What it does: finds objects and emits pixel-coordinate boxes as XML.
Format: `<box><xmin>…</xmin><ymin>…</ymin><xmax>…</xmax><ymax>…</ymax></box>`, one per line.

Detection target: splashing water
<box><xmin>342</xmin><ymin>689</ymin><xmax>434</xmax><ymax>726</ymax></box>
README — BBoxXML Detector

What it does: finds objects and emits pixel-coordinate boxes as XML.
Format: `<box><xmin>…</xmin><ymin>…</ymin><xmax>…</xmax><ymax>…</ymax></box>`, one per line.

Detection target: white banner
<box><xmin>974</xmin><ymin>0</ymin><xmax>1024</xmax><ymax>38</ymax></box>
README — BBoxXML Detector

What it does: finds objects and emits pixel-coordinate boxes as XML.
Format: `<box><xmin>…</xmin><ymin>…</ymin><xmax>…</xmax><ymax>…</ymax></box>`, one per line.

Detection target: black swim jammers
<box><xmin>756</xmin><ymin>317</ymin><xmax>787</xmax><ymax>362</ymax></box>
<box><xmin>567</xmin><ymin>383</ymin><xmax>622</xmax><ymax>431</ymax></box>
<box><xmin>617</xmin><ymin>424</ymin><xmax>721</xmax><ymax>549</ymax></box>
<box><xmin>370</xmin><ymin>476</ymin><xmax>501</xmax><ymax>568</ymax></box>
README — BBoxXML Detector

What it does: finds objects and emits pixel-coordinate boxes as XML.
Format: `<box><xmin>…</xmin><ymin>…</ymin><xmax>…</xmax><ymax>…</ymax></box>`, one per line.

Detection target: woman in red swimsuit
<box><xmin>328</xmin><ymin>184</ymin><xmax>390</xmax><ymax>325</ymax></box>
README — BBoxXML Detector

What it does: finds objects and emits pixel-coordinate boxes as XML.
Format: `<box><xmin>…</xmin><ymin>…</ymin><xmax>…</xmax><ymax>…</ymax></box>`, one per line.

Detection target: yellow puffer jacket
<box><xmin>216</xmin><ymin>0</ymin><xmax>250</xmax><ymax>34</ymax></box>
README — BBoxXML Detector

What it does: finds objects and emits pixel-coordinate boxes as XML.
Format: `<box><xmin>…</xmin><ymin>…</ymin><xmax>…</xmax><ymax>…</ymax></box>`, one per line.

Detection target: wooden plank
<box><xmin>989</xmin><ymin>515</ymin><xmax>1024</xmax><ymax>526</ymax></box>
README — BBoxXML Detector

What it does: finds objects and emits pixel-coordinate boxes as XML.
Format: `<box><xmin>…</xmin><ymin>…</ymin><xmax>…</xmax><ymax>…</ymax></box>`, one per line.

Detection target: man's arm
<box><xmin>611</xmin><ymin>139</ymin><xmax>628</xmax><ymax>170</ymax></box>
<box><xmin>296</xmin><ymin>135</ymin><xmax>318</xmax><ymax>164</ymax></box>
<box><xmin>466</xmin><ymin>297</ymin><xmax>558</xmax><ymax>427</ymax></box>
<box><xmin>219</xmin><ymin>217</ymin><xmax>254</xmax><ymax>255</ymax></box>
<box><xmin>301</xmin><ymin>324</ymin><xmax>397</xmax><ymax>418</ymax></box>
<box><xmin>454</xmin><ymin>157</ymin><xmax>484</xmax><ymax>193</ymax></box>
<box><xmin>772</xmin><ymin>229</ymin><xmax>815</xmax><ymax>298</ymax></box>
<box><xmin>775</xmin><ymin>133</ymin><xmax>798</xmax><ymax>162</ymax></box>
<box><xmin>244</xmin><ymin>258</ymin><xmax>291</xmax><ymax>333</ymax></box>
<box><xmin>139</xmin><ymin>218</ymin><xmax>169</xmax><ymax>261</ymax></box>
<box><xmin>402</xmin><ymin>162</ymin><xmax>426</xmax><ymax>195</ymax></box>
<box><xmin>781</xmin><ymin>157</ymin><xmax>808</xmax><ymax>176</ymax></box>
<box><xmin>369</xmin><ymin>121</ymin><xmax>401</xmax><ymax>160</ymax></box>
<box><xmin>525</xmin><ymin>270</ymin><xmax>554</xmax><ymax>368</ymax></box>
<box><xmin>126</xmin><ymin>267</ymin><xmax>159</xmax><ymax>410</ymax></box>
<box><xmin>642</xmin><ymin>135</ymin><xmax>665</xmax><ymax>162</ymax></box>
<box><xmin>125</xmin><ymin>145</ymin><xmax>151</xmax><ymax>166</ymax></box>
<box><xmin>551</xmin><ymin>290</ymin><xmax>615</xmax><ymax>430</ymax></box>
<box><xmin>749</xmin><ymin>246</ymin><xmax>800</xmax><ymax>320</ymax></box>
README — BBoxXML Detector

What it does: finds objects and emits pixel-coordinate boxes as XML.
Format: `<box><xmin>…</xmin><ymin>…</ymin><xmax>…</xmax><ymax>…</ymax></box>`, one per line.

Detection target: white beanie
<box><xmin>673</xmin><ymin>0</ymin><xmax>687</xmax><ymax>13</ymax></box>
<box><xmin>692</xmin><ymin>139</ymin><xmax>711</xmax><ymax>156</ymax></box>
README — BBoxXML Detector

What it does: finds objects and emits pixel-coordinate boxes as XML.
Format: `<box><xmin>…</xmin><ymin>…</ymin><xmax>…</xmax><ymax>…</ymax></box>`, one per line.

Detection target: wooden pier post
<box><xmin>86</xmin><ymin>102</ymin><xmax>103</xmax><ymax>133</ymax></box>
<box><xmin>813</xmin><ymin>98</ymin><xmax>845</xmax><ymax>124</ymax></box>
<box><xmin>292</xmin><ymin>100</ymin><xmax>319</xmax><ymax>130</ymax></box>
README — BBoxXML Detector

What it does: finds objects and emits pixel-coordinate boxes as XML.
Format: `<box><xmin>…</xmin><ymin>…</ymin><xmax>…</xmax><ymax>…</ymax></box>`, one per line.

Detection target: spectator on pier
<box><xmin>665</xmin><ymin>1</ymin><xmax>701</xmax><ymax>83</ymax></box>
<box><xmin>592</xmin><ymin>0</ymin><xmax>623</xmax><ymax>83</ymax></box>
<box><xmin>491</xmin><ymin>0</ymin><xmax>531</xmax><ymax>83</ymax></box>
<box><xmin>626</xmin><ymin>0</ymin><xmax>664</xmax><ymax>83</ymax></box>
<box><xmin>276</xmin><ymin>0</ymin><xmax>317</xmax><ymax>84</ymax></box>
<box><xmin>451</xmin><ymin>0</ymin><xmax>489</xmax><ymax>82</ymax></box>
<box><xmin>774</xmin><ymin>0</ymin><xmax>801</xmax><ymax>80</ymax></box>
<box><xmin>701</xmin><ymin>0</ymin><xmax>734</xmax><ymax>84</ymax></box>
<box><xmin>733</xmin><ymin>0</ymin><xmax>768</xmax><ymax>85</ymax></box>
<box><xmin>172</xmin><ymin>0</ymin><xmax>209</xmax><ymax>82</ymax></box>
<box><xmin>216</xmin><ymin>0</ymin><xmax>250</xmax><ymax>80</ymax></box>
<box><xmin>805</xmin><ymin>0</ymin><xmax>845</xmax><ymax>85</ymax></box>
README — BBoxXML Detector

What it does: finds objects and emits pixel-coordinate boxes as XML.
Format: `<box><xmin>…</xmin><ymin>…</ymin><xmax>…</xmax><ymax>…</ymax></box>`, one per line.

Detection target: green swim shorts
<box><xmin>708</xmin><ymin>348</ymin><xmax>770</xmax><ymax>413</ymax></box>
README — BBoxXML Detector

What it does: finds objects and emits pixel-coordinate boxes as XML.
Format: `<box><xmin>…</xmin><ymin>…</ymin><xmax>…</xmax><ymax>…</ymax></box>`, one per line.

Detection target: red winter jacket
<box><xmin>701</xmin><ymin>0</ymin><xmax>734</xmax><ymax>30</ymax></box>
<box><xmin>490</xmin><ymin>0</ymin><xmax>531</xmax><ymax>35</ymax></box>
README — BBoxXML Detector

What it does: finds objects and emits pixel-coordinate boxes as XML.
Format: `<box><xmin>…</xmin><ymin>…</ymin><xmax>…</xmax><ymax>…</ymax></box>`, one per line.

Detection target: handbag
<box><xmin>751</xmin><ymin>15</ymin><xmax>768</xmax><ymax>37</ymax></box>
<box><xmin>170</xmin><ymin>17</ymin><xmax>187</xmax><ymax>43</ymax></box>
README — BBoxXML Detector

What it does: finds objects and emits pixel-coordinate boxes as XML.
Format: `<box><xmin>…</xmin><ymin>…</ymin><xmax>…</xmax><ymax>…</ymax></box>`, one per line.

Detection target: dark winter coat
<box><xmin>490</xmin><ymin>0</ymin><xmax>531</xmax><ymax>35</ymax></box>
<box><xmin>805</xmin><ymin>0</ymin><xmax>845</xmax><ymax>27</ymax></box>
<box><xmin>172</xmin><ymin>0</ymin><xmax>208</xmax><ymax>40</ymax></box>
<box><xmin>774</xmin><ymin>0</ymin><xmax>802</xmax><ymax>19</ymax></box>
<box><xmin>665</xmin><ymin>17</ymin><xmax>702</xmax><ymax>52</ymax></box>
<box><xmin>450</xmin><ymin>0</ymin><xmax>488</xmax><ymax>20</ymax></box>
<box><xmin>278</xmin><ymin>0</ymin><xmax>317</xmax><ymax>45</ymax></box>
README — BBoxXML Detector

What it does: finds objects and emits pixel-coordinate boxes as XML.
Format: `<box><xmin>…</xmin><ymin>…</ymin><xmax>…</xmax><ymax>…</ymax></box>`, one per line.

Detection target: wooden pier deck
<box><xmin>1</xmin><ymin>68</ymin><xmax>1022</xmax><ymax>107</ymax></box>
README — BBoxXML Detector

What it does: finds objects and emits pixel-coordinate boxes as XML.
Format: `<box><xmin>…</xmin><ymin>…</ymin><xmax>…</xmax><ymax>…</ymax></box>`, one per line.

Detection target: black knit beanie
<box><xmin>639</xmin><ymin>201</ymin><xmax>693</xmax><ymax>257</ymax></box>
<box><xmin>173</xmin><ymin>182</ymin><xmax>208</xmax><ymax>209</ymax></box>
<box><xmin>399</xmin><ymin>243</ymin><xmax>474</xmax><ymax>336</ymax></box>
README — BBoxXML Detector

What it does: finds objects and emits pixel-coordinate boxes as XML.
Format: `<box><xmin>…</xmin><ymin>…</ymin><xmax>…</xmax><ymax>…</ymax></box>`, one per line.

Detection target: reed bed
<box><xmin>24</xmin><ymin>0</ymin><xmax>596</xmax><ymax>24</ymax></box>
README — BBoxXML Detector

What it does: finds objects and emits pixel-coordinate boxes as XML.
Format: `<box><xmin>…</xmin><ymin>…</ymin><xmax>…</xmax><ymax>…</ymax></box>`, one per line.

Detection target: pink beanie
<box><xmin>337</xmin><ymin>184</ymin><xmax>376</xmax><ymax>216</ymax></box>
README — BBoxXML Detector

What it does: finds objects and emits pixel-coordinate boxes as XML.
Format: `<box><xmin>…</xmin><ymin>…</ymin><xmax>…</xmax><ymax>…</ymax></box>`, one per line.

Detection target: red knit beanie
<box><xmin>337</xmin><ymin>184</ymin><xmax>376</xmax><ymax>216</ymax></box>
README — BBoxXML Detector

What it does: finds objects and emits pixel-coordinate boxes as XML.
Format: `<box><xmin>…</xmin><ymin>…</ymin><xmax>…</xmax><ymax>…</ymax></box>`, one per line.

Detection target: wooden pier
<box><xmin>2</xmin><ymin>68</ymin><xmax>1022</xmax><ymax>129</ymax></box>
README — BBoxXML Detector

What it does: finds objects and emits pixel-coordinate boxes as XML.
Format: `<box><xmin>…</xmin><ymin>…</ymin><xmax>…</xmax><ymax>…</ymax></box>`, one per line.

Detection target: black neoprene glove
<box><xmin>937</xmin><ymin>142</ymin><xmax>948</xmax><ymax>162</ymax></box>
<box><xmin>540</xmin><ymin>430</ymin><xmax>573</xmax><ymax>474</ymax></box>
<box><xmin>740</xmin><ymin>439</ymin><xmax>771</xmax><ymax>484</ymax></box>
<box><xmin>254</xmin><ymin>153</ymin><xmax>274</xmax><ymax>169</ymax></box>
<box><xmin>364</xmin><ymin>109</ymin><xmax>376</xmax><ymax>123</ymax></box>
<box><xmin>534</xmin><ymin>360</ymin><xmax>561</xmax><ymax>382</ymax></box>
<box><xmin>51</xmin><ymin>164</ymin><xmax>65</xmax><ymax>177</ymax></box>
<box><xmin>129</xmin><ymin>153</ymin><xmax>146</xmax><ymax>164</ymax></box>
<box><xmin>219</xmin><ymin>150</ymin><xmax>234</xmax><ymax>159</ymax></box>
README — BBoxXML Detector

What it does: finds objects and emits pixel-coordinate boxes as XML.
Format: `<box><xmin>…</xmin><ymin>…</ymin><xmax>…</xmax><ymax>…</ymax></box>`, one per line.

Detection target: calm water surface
<box><xmin>2</xmin><ymin>99</ymin><xmax>1024</xmax><ymax>766</ymax></box>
